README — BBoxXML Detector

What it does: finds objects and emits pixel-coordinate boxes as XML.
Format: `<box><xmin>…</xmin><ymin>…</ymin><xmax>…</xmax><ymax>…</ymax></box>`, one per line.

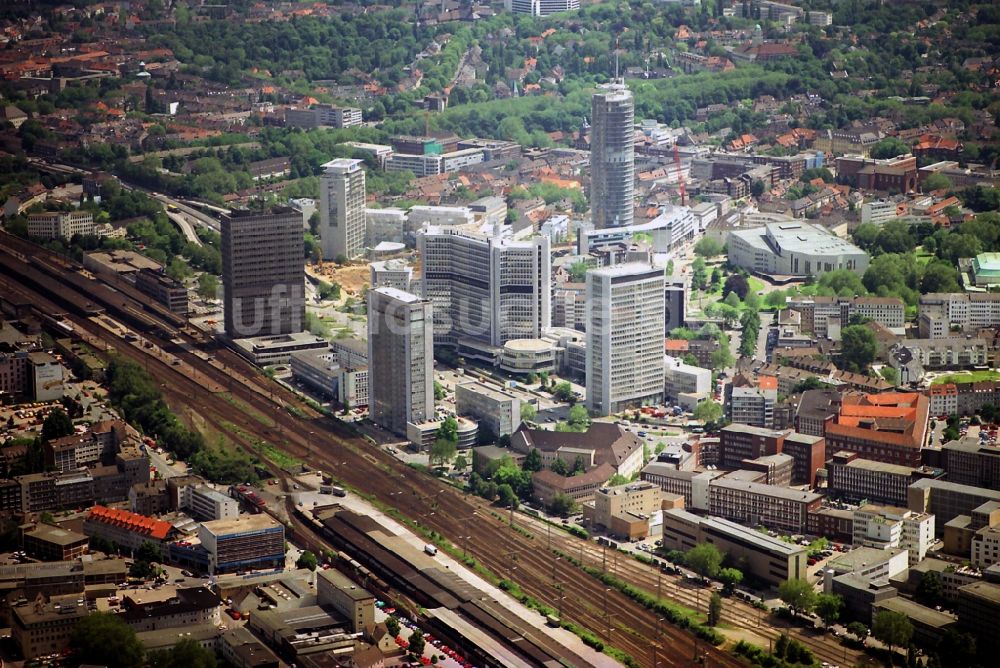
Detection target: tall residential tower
<box><xmin>319</xmin><ymin>158</ymin><xmax>366</xmax><ymax>261</ymax></box>
<box><xmin>221</xmin><ymin>206</ymin><xmax>305</xmax><ymax>339</ymax></box>
<box><xmin>586</xmin><ymin>263</ymin><xmax>665</xmax><ymax>415</ymax></box>
<box><xmin>590</xmin><ymin>81</ymin><xmax>635</xmax><ymax>229</ymax></box>
<box><xmin>367</xmin><ymin>287</ymin><xmax>434</xmax><ymax>436</ymax></box>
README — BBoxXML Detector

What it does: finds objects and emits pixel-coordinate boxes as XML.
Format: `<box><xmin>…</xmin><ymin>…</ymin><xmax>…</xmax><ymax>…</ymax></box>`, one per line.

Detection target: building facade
<box><xmin>197</xmin><ymin>515</ymin><xmax>285</xmax><ymax>575</ymax></box>
<box><xmin>455</xmin><ymin>381</ymin><xmax>521</xmax><ymax>439</ymax></box>
<box><xmin>418</xmin><ymin>227</ymin><xmax>551</xmax><ymax>349</ymax></box>
<box><xmin>221</xmin><ymin>207</ymin><xmax>305</xmax><ymax>339</ymax></box>
<box><xmin>319</xmin><ymin>158</ymin><xmax>367</xmax><ymax>261</ymax></box>
<box><xmin>853</xmin><ymin>504</ymin><xmax>935</xmax><ymax>565</ymax></box>
<box><xmin>367</xmin><ymin>288</ymin><xmax>434</xmax><ymax>437</ymax></box>
<box><xmin>590</xmin><ymin>81</ymin><xmax>635</xmax><ymax>229</ymax></box>
<box><xmin>586</xmin><ymin>264</ymin><xmax>665</xmax><ymax>415</ymax></box>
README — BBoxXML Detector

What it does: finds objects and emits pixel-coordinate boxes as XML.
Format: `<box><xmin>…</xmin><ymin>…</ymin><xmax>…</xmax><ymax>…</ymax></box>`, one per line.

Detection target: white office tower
<box><xmin>586</xmin><ymin>263</ymin><xmax>665</xmax><ymax>416</ymax></box>
<box><xmin>590</xmin><ymin>81</ymin><xmax>635</xmax><ymax>229</ymax></box>
<box><xmin>319</xmin><ymin>158</ymin><xmax>366</xmax><ymax>261</ymax></box>
<box><xmin>505</xmin><ymin>0</ymin><xmax>580</xmax><ymax>16</ymax></box>
<box><xmin>418</xmin><ymin>227</ymin><xmax>551</xmax><ymax>349</ymax></box>
<box><xmin>367</xmin><ymin>288</ymin><xmax>434</xmax><ymax>437</ymax></box>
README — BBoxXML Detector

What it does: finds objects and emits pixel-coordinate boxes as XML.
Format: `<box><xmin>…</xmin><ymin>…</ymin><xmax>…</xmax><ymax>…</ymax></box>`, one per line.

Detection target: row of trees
<box><xmin>72</xmin><ymin>614</ymin><xmax>216</xmax><ymax>668</ymax></box>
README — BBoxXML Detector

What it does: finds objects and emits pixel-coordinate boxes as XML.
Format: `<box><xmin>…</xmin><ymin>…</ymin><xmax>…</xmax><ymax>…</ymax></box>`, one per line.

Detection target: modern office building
<box><xmin>708</xmin><ymin>477</ymin><xmax>823</xmax><ymax>533</ymax></box>
<box><xmin>319</xmin><ymin>158</ymin><xmax>366</xmax><ymax>261</ymax></box>
<box><xmin>724</xmin><ymin>383</ymin><xmax>777</xmax><ymax>428</ymax></box>
<box><xmin>367</xmin><ymin>288</ymin><xmax>434</xmax><ymax>437</ymax></box>
<box><xmin>586</xmin><ymin>263</ymin><xmax>665</xmax><ymax>415</ymax></box>
<box><xmin>827</xmin><ymin>451</ymin><xmax>928</xmax><ymax>507</ymax></box>
<box><xmin>12</xmin><ymin>593</ymin><xmax>90</xmax><ymax>659</ymax></box>
<box><xmin>908</xmin><ymin>478</ymin><xmax>1000</xmax><ymax>536</ymax></box>
<box><xmin>370</xmin><ymin>259</ymin><xmax>413</xmax><ymax>291</ymax></box>
<box><xmin>728</xmin><ymin>222</ymin><xmax>869</xmax><ymax>277</ymax></box>
<box><xmin>504</xmin><ymin>0</ymin><xmax>580</xmax><ymax>16</ymax></box>
<box><xmin>455</xmin><ymin>381</ymin><xmax>521</xmax><ymax>438</ymax></box>
<box><xmin>590</xmin><ymin>80</ymin><xmax>635</xmax><ymax>229</ymax></box>
<box><xmin>663</xmin><ymin>356</ymin><xmax>711</xmax><ymax>399</ymax></box>
<box><xmin>661</xmin><ymin>509</ymin><xmax>808</xmax><ymax>585</ymax></box>
<box><xmin>197</xmin><ymin>515</ymin><xmax>285</xmax><ymax>575</ymax></box>
<box><xmin>418</xmin><ymin>226</ymin><xmax>551</xmax><ymax>350</ymax></box>
<box><xmin>221</xmin><ymin>207</ymin><xmax>305</xmax><ymax>339</ymax></box>
<box><xmin>853</xmin><ymin>504</ymin><xmax>935</xmax><ymax>565</ymax></box>
<box><xmin>284</xmin><ymin>105</ymin><xmax>362</xmax><ymax>129</ymax></box>
<box><xmin>941</xmin><ymin>436</ymin><xmax>1000</xmax><ymax>490</ymax></box>
<box><xmin>316</xmin><ymin>568</ymin><xmax>375</xmax><ymax>634</ymax></box>
<box><xmin>26</xmin><ymin>210</ymin><xmax>94</xmax><ymax>240</ymax></box>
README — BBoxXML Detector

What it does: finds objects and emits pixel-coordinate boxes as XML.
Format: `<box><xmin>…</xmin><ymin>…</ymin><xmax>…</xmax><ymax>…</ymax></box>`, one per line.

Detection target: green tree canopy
<box><xmin>148</xmin><ymin>638</ymin><xmax>217</xmax><ymax>668</ymax></box>
<box><xmin>708</xmin><ymin>591</ymin><xmax>723</xmax><ymax>627</ymax></box>
<box><xmin>552</xmin><ymin>382</ymin><xmax>575</xmax><ymax>402</ymax></box>
<box><xmin>693</xmin><ymin>399</ymin><xmax>723</xmax><ymax>423</ymax></box>
<box><xmin>685</xmin><ymin>543</ymin><xmax>723</xmax><ymax>580</ymax></box>
<box><xmin>566</xmin><ymin>404</ymin><xmax>590</xmax><ymax>431</ymax></box>
<box><xmin>872</xmin><ymin>610</ymin><xmax>913</xmax><ymax>657</ymax></box>
<box><xmin>71</xmin><ymin>612</ymin><xmax>145</xmax><ymax>668</ymax></box>
<box><xmin>840</xmin><ymin>324</ymin><xmax>878</xmax><ymax>373</ymax></box>
<box><xmin>522</xmin><ymin>448</ymin><xmax>543</xmax><ymax>472</ymax></box>
<box><xmin>815</xmin><ymin>593</ymin><xmax>843</xmax><ymax>626</ymax></box>
<box><xmin>778</xmin><ymin>579</ymin><xmax>817</xmax><ymax>616</ymax></box>
<box><xmin>694</xmin><ymin>237</ymin><xmax>724</xmax><ymax>257</ymax></box>
<box><xmin>870</xmin><ymin>137</ymin><xmax>910</xmax><ymax>159</ymax></box>
<box><xmin>41</xmin><ymin>408</ymin><xmax>74</xmax><ymax>441</ymax></box>
<box><xmin>296</xmin><ymin>550</ymin><xmax>318</xmax><ymax>571</ymax></box>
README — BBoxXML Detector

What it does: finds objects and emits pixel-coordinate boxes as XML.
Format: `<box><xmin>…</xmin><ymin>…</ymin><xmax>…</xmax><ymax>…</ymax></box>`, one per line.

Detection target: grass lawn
<box><xmin>915</xmin><ymin>248</ymin><xmax>935</xmax><ymax>267</ymax></box>
<box><xmin>931</xmin><ymin>370</ymin><xmax>1000</xmax><ymax>385</ymax></box>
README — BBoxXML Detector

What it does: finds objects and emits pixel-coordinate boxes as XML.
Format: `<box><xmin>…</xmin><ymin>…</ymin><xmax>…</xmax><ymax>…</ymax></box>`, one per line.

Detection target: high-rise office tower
<box><xmin>367</xmin><ymin>287</ymin><xmax>434</xmax><ymax>436</ymax></box>
<box><xmin>586</xmin><ymin>263</ymin><xmax>665</xmax><ymax>416</ymax></box>
<box><xmin>319</xmin><ymin>158</ymin><xmax>366</xmax><ymax>261</ymax></box>
<box><xmin>221</xmin><ymin>206</ymin><xmax>305</xmax><ymax>339</ymax></box>
<box><xmin>418</xmin><ymin>227</ymin><xmax>551</xmax><ymax>349</ymax></box>
<box><xmin>590</xmin><ymin>81</ymin><xmax>635</xmax><ymax>229</ymax></box>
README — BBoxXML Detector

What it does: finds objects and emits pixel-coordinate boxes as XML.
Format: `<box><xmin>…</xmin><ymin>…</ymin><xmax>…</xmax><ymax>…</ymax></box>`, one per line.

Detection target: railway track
<box><xmin>0</xmin><ymin>233</ymin><xmax>797</xmax><ymax>667</ymax></box>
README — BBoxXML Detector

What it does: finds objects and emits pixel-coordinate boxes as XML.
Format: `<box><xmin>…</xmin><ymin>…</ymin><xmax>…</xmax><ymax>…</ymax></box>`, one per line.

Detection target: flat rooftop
<box><xmin>875</xmin><ymin>597</ymin><xmax>957</xmax><ymax>627</ymax></box>
<box><xmin>829</xmin><ymin>546</ymin><xmax>905</xmax><ymax>571</ymax></box>
<box><xmin>703</xmin><ymin>517</ymin><xmax>805</xmax><ymax>556</ymax></box>
<box><xmin>200</xmin><ymin>514</ymin><xmax>281</xmax><ymax>536</ymax></box>
<box><xmin>24</xmin><ymin>524</ymin><xmax>87</xmax><ymax>546</ymax></box>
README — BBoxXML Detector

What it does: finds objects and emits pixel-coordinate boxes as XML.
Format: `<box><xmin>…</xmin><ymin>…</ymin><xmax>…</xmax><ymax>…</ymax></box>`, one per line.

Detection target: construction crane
<box><xmin>673</xmin><ymin>143</ymin><xmax>687</xmax><ymax>206</ymax></box>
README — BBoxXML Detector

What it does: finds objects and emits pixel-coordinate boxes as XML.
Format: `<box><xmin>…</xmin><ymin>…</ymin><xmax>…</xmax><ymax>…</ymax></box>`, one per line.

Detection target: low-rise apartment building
<box><xmin>919</xmin><ymin>292</ymin><xmax>1000</xmax><ymax>338</ymax></box>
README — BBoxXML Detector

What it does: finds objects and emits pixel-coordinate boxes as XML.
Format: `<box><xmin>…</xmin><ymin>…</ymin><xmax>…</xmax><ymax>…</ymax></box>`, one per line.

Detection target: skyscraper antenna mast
<box><xmin>614</xmin><ymin>35</ymin><xmax>620</xmax><ymax>81</ymax></box>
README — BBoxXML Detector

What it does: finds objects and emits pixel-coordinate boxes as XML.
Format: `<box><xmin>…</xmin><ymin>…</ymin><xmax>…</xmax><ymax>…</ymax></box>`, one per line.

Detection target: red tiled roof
<box><xmin>87</xmin><ymin>505</ymin><xmax>171</xmax><ymax>540</ymax></box>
